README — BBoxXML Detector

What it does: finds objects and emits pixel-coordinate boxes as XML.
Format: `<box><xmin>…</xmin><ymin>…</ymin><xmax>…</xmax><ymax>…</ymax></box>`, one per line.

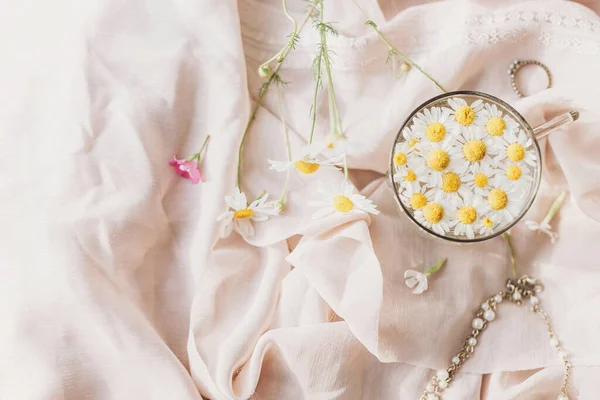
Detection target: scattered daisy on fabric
<box><xmin>218</xmin><ymin>188</ymin><xmax>280</xmax><ymax>239</ymax></box>
<box><xmin>269</xmin><ymin>143</ymin><xmax>342</xmax><ymax>175</ymax></box>
<box><xmin>404</xmin><ymin>258</ymin><xmax>447</xmax><ymax>295</ymax></box>
<box><xmin>309</xmin><ymin>180</ymin><xmax>379</xmax><ymax>219</ymax></box>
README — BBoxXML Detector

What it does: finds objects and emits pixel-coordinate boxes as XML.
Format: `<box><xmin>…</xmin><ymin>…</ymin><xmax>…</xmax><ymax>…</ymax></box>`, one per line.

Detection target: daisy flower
<box><xmin>485</xmin><ymin>182</ymin><xmax>526</xmax><ymax>225</ymax></box>
<box><xmin>450</xmin><ymin>192</ymin><xmax>488</xmax><ymax>239</ymax></box>
<box><xmin>217</xmin><ymin>188</ymin><xmax>280</xmax><ymax>239</ymax></box>
<box><xmin>415</xmin><ymin>139</ymin><xmax>466</xmax><ymax>188</ymax></box>
<box><xmin>392</xmin><ymin>141</ymin><xmax>417</xmax><ymax>172</ymax></box>
<box><xmin>393</xmin><ymin>164</ymin><xmax>429</xmax><ymax>193</ymax></box>
<box><xmin>493</xmin><ymin>163</ymin><xmax>534</xmax><ymax>193</ymax></box>
<box><xmin>401</xmin><ymin>126</ymin><xmax>422</xmax><ymax>150</ymax></box>
<box><xmin>481</xmin><ymin>103</ymin><xmax>520</xmax><ymax>137</ymax></box>
<box><xmin>428</xmin><ymin>170</ymin><xmax>470</xmax><ymax>208</ymax></box>
<box><xmin>492</xmin><ymin>129</ymin><xmax>538</xmax><ymax>168</ymax></box>
<box><xmin>455</xmin><ymin>123</ymin><xmax>499</xmax><ymax>168</ymax></box>
<box><xmin>479</xmin><ymin>216</ymin><xmax>498</xmax><ymax>236</ymax></box>
<box><xmin>445</xmin><ymin>97</ymin><xmax>486</xmax><ymax>134</ymax></box>
<box><xmin>463</xmin><ymin>163</ymin><xmax>495</xmax><ymax>197</ymax></box>
<box><xmin>398</xmin><ymin>182</ymin><xmax>433</xmax><ymax>211</ymax></box>
<box><xmin>411</xmin><ymin>106</ymin><xmax>453</xmax><ymax>143</ymax></box>
<box><xmin>404</xmin><ymin>258</ymin><xmax>447</xmax><ymax>295</ymax></box>
<box><xmin>309</xmin><ymin>180</ymin><xmax>379</xmax><ymax>219</ymax></box>
<box><xmin>414</xmin><ymin>199</ymin><xmax>454</xmax><ymax>236</ymax></box>
<box><xmin>269</xmin><ymin>143</ymin><xmax>342</xmax><ymax>175</ymax></box>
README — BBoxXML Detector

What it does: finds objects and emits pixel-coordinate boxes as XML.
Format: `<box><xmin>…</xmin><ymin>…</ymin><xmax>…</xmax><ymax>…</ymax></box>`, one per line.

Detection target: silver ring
<box><xmin>508</xmin><ymin>60</ymin><xmax>552</xmax><ymax>98</ymax></box>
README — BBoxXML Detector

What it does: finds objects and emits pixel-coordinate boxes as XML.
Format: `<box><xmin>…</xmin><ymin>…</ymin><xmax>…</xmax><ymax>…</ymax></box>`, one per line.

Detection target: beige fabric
<box><xmin>1</xmin><ymin>0</ymin><xmax>599</xmax><ymax>399</ymax></box>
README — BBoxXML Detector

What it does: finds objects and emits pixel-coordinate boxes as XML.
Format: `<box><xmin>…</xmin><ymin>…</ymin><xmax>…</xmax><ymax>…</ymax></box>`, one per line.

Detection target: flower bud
<box><xmin>258</xmin><ymin>64</ymin><xmax>273</xmax><ymax>79</ymax></box>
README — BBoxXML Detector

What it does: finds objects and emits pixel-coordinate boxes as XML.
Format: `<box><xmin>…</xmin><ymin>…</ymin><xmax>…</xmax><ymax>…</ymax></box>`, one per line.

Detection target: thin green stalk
<box><xmin>343</xmin><ymin>153</ymin><xmax>349</xmax><ymax>181</ymax></box>
<box><xmin>275</xmin><ymin>82</ymin><xmax>292</xmax><ymax>206</ymax></box>
<box><xmin>503</xmin><ymin>232</ymin><xmax>518</xmax><ymax>277</ymax></box>
<box><xmin>308</xmin><ymin>65</ymin><xmax>321</xmax><ymax>145</ymax></box>
<box><xmin>350</xmin><ymin>0</ymin><xmax>447</xmax><ymax>92</ymax></box>
<box><xmin>189</xmin><ymin>135</ymin><xmax>210</xmax><ymax>162</ymax></box>
<box><xmin>425</xmin><ymin>257</ymin><xmax>447</xmax><ymax>276</ymax></box>
<box><xmin>542</xmin><ymin>191</ymin><xmax>567</xmax><ymax>225</ymax></box>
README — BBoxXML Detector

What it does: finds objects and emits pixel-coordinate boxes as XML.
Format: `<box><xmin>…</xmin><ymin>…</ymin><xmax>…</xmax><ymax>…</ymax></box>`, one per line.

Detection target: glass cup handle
<box><xmin>533</xmin><ymin>111</ymin><xmax>579</xmax><ymax>140</ymax></box>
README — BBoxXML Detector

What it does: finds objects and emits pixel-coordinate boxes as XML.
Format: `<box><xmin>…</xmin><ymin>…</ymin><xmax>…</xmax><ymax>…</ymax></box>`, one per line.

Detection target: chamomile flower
<box><xmin>411</xmin><ymin>106</ymin><xmax>453</xmax><ymax>143</ymax></box>
<box><xmin>455</xmin><ymin>123</ymin><xmax>498</xmax><ymax>168</ymax></box>
<box><xmin>268</xmin><ymin>143</ymin><xmax>342</xmax><ymax>175</ymax></box>
<box><xmin>450</xmin><ymin>192</ymin><xmax>488</xmax><ymax>239</ymax></box>
<box><xmin>428</xmin><ymin>170</ymin><xmax>470</xmax><ymax>208</ymax></box>
<box><xmin>323</xmin><ymin>133</ymin><xmax>365</xmax><ymax>156</ymax></box>
<box><xmin>479</xmin><ymin>216</ymin><xmax>498</xmax><ymax>236</ymax></box>
<box><xmin>416</xmin><ymin>139</ymin><xmax>466</xmax><ymax>188</ymax></box>
<box><xmin>217</xmin><ymin>189</ymin><xmax>280</xmax><ymax>239</ymax></box>
<box><xmin>398</xmin><ymin>183</ymin><xmax>433</xmax><ymax>211</ymax></box>
<box><xmin>401</xmin><ymin>126</ymin><xmax>422</xmax><ymax>150</ymax></box>
<box><xmin>445</xmin><ymin>98</ymin><xmax>486</xmax><ymax>134</ymax></box>
<box><xmin>481</xmin><ymin>103</ymin><xmax>520</xmax><ymax>137</ymax></box>
<box><xmin>309</xmin><ymin>180</ymin><xmax>379</xmax><ymax>219</ymax></box>
<box><xmin>392</xmin><ymin>142</ymin><xmax>418</xmax><ymax>172</ymax></box>
<box><xmin>492</xmin><ymin>129</ymin><xmax>538</xmax><ymax>168</ymax></box>
<box><xmin>414</xmin><ymin>199</ymin><xmax>454</xmax><ymax>236</ymax></box>
<box><xmin>463</xmin><ymin>163</ymin><xmax>495</xmax><ymax>197</ymax></box>
<box><xmin>393</xmin><ymin>164</ymin><xmax>429</xmax><ymax>193</ymax></box>
<box><xmin>485</xmin><ymin>182</ymin><xmax>525</xmax><ymax>224</ymax></box>
<box><xmin>493</xmin><ymin>163</ymin><xmax>534</xmax><ymax>193</ymax></box>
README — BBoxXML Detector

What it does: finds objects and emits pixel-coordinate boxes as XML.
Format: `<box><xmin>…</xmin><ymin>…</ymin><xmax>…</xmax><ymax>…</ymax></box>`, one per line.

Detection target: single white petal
<box><xmin>269</xmin><ymin>160</ymin><xmax>292</xmax><ymax>172</ymax></box>
<box><xmin>219</xmin><ymin>218</ymin><xmax>234</xmax><ymax>238</ymax></box>
<box><xmin>236</xmin><ymin>218</ymin><xmax>255</xmax><ymax>238</ymax></box>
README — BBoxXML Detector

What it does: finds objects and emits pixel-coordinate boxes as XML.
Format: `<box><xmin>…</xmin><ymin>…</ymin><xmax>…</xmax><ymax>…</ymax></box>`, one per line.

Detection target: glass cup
<box><xmin>388</xmin><ymin>91</ymin><xmax>578</xmax><ymax>243</ymax></box>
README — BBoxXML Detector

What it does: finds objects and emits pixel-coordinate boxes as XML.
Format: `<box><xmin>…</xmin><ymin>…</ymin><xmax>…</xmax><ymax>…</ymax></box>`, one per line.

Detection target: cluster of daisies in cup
<box><xmin>393</xmin><ymin>97</ymin><xmax>537</xmax><ymax>240</ymax></box>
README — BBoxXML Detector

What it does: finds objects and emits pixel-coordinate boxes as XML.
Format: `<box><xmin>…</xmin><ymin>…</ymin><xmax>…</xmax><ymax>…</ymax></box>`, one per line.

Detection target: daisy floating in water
<box><xmin>493</xmin><ymin>129</ymin><xmax>538</xmax><ymax>167</ymax></box>
<box><xmin>485</xmin><ymin>182</ymin><xmax>525</xmax><ymax>224</ymax></box>
<box><xmin>393</xmin><ymin>164</ymin><xmax>430</xmax><ymax>193</ymax></box>
<box><xmin>309</xmin><ymin>180</ymin><xmax>379</xmax><ymax>219</ymax></box>
<box><xmin>481</xmin><ymin>103</ymin><xmax>520</xmax><ymax>137</ymax></box>
<box><xmin>398</xmin><ymin>183</ymin><xmax>433</xmax><ymax>211</ymax></box>
<box><xmin>416</xmin><ymin>139</ymin><xmax>466</xmax><ymax>188</ymax></box>
<box><xmin>450</xmin><ymin>192</ymin><xmax>488</xmax><ymax>239</ymax></box>
<box><xmin>445</xmin><ymin>98</ymin><xmax>486</xmax><ymax>134</ymax></box>
<box><xmin>493</xmin><ymin>163</ymin><xmax>535</xmax><ymax>193</ymax></box>
<box><xmin>463</xmin><ymin>162</ymin><xmax>495</xmax><ymax>197</ymax></box>
<box><xmin>414</xmin><ymin>199</ymin><xmax>454</xmax><ymax>236</ymax></box>
<box><xmin>218</xmin><ymin>188</ymin><xmax>280</xmax><ymax>239</ymax></box>
<box><xmin>269</xmin><ymin>143</ymin><xmax>342</xmax><ymax>175</ymax></box>
<box><xmin>411</xmin><ymin>106</ymin><xmax>453</xmax><ymax>143</ymax></box>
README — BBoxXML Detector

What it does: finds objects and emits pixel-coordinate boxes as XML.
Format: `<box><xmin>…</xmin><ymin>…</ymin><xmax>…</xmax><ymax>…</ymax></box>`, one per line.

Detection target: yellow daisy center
<box><xmin>405</xmin><ymin>170</ymin><xmax>417</xmax><ymax>182</ymax></box>
<box><xmin>506</xmin><ymin>143</ymin><xmax>525</xmax><ymax>162</ymax></box>
<box><xmin>486</xmin><ymin>117</ymin><xmax>506</xmax><ymax>136</ymax></box>
<box><xmin>425</xmin><ymin>122</ymin><xmax>446</xmax><ymax>142</ymax></box>
<box><xmin>463</xmin><ymin>140</ymin><xmax>487</xmax><ymax>162</ymax></box>
<box><xmin>408</xmin><ymin>138</ymin><xmax>420</xmax><ymax>148</ymax></box>
<box><xmin>327</xmin><ymin>142</ymin><xmax>334</xmax><ymax>149</ymax></box>
<box><xmin>423</xmin><ymin>202</ymin><xmax>444</xmax><ymax>223</ymax></box>
<box><xmin>506</xmin><ymin>165</ymin><xmax>522</xmax><ymax>181</ymax></box>
<box><xmin>458</xmin><ymin>206</ymin><xmax>477</xmax><ymax>225</ymax></box>
<box><xmin>333</xmin><ymin>195</ymin><xmax>354</xmax><ymax>213</ymax></box>
<box><xmin>488</xmin><ymin>188</ymin><xmax>508</xmax><ymax>210</ymax></box>
<box><xmin>455</xmin><ymin>105</ymin><xmax>476</xmax><ymax>126</ymax></box>
<box><xmin>410</xmin><ymin>193</ymin><xmax>428</xmax><ymax>210</ymax></box>
<box><xmin>441</xmin><ymin>172</ymin><xmax>461</xmax><ymax>193</ymax></box>
<box><xmin>294</xmin><ymin>160</ymin><xmax>320</xmax><ymax>174</ymax></box>
<box><xmin>393</xmin><ymin>152</ymin><xmax>407</xmax><ymax>166</ymax></box>
<box><xmin>482</xmin><ymin>217</ymin><xmax>494</xmax><ymax>229</ymax></box>
<box><xmin>233</xmin><ymin>208</ymin><xmax>254</xmax><ymax>219</ymax></box>
<box><xmin>426</xmin><ymin>149</ymin><xmax>450</xmax><ymax>171</ymax></box>
<box><xmin>474</xmin><ymin>173</ymin><xmax>488</xmax><ymax>188</ymax></box>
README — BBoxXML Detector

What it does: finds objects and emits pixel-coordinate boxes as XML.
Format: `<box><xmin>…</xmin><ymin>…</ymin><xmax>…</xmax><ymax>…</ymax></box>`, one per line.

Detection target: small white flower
<box><xmin>524</xmin><ymin>220</ymin><xmax>558</xmax><ymax>243</ymax></box>
<box><xmin>415</xmin><ymin>139</ymin><xmax>466</xmax><ymax>188</ymax></box>
<box><xmin>323</xmin><ymin>133</ymin><xmax>363</xmax><ymax>156</ymax></box>
<box><xmin>428</xmin><ymin>170</ymin><xmax>470</xmax><ymax>209</ymax></box>
<box><xmin>401</xmin><ymin>126</ymin><xmax>422</xmax><ymax>150</ymax></box>
<box><xmin>393</xmin><ymin>163</ymin><xmax>429</xmax><ymax>193</ymax></box>
<box><xmin>217</xmin><ymin>188</ymin><xmax>280</xmax><ymax>239</ymax></box>
<box><xmin>481</xmin><ymin>103</ymin><xmax>520</xmax><ymax>137</ymax></box>
<box><xmin>392</xmin><ymin>141</ymin><xmax>418</xmax><ymax>172</ymax></box>
<box><xmin>414</xmin><ymin>199</ymin><xmax>454</xmax><ymax>236</ymax></box>
<box><xmin>268</xmin><ymin>143</ymin><xmax>342</xmax><ymax>175</ymax></box>
<box><xmin>485</xmin><ymin>182</ymin><xmax>525</xmax><ymax>225</ymax></box>
<box><xmin>445</xmin><ymin>97</ymin><xmax>486</xmax><ymax>134</ymax></box>
<box><xmin>398</xmin><ymin>182</ymin><xmax>433</xmax><ymax>211</ymax></box>
<box><xmin>411</xmin><ymin>106</ymin><xmax>453</xmax><ymax>143</ymax></box>
<box><xmin>492</xmin><ymin>129</ymin><xmax>537</xmax><ymax>168</ymax></box>
<box><xmin>479</xmin><ymin>216</ymin><xmax>498</xmax><ymax>236</ymax></box>
<box><xmin>493</xmin><ymin>163</ymin><xmax>534</xmax><ymax>193</ymax></box>
<box><xmin>308</xmin><ymin>180</ymin><xmax>379</xmax><ymax>219</ymax></box>
<box><xmin>404</xmin><ymin>269</ymin><xmax>428</xmax><ymax>294</ymax></box>
<box><xmin>463</xmin><ymin>163</ymin><xmax>495</xmax><ymax>197</ymax></box>
<box><xmin>450</xmin><ymin>192</ymin><xmax>488</xmax><ymax>239</ymax></box>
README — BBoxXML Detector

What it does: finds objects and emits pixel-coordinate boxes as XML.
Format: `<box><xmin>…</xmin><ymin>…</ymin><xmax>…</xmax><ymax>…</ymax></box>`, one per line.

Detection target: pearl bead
<box><xmin>437</xmin><ymin>370</ymin><xmax>449</xmax><ymax>381</ymax></box>
<box><xmin>483</xmin><ymin>310</ymin><xmax>496</xmax><ymax>321</ymax></box>
<box><xmin>494</xmin><ymin>295</ymin><xmax>503</xmax><ymax>303</ymax></box>
<box><xmin>530</xmin><ymin>296</ymin><xmax>539</xmax><ymax>305</ymax></box>
<box><xmin>550</xmin><ymin>337</ymin><xmax>560</xmax><ymax>347</ymax></box>
<box><xmin>557</xmin><ymin>394</ymin><xmax>569</xmax><ymax>400</ymax></box>
<box><xmin>427</xmin><ymin>394</ymin><xmax>439</xmax><ymax>400</ymax></box>
<box><xmin>439</xmin><ymin>380</ymin><xmax>448</xmax><ymax>389</ymax></box>
<box><xmin>472</xmin><ymin>318</ymin><xmax>484</xmax><ymax>330</ymax></box>
<box><xmin>513</xmin><ymin>291</ymin><xmax>522</xmax><ymax>301</ymax></box>
<box><xmin>452</xmin><ymin>356</ymin><xmax>460</xmax><ymax>365</ymax></box>
<box><xmin>481</xmin><ymin>303</ymin><xmax>490</xmax><ymax>311</ymax></box>
<box><xmin>468</xmin><ymin>338</ymin><xmax>477</xmax><ymax>346</ymax></box>
<box><xmin>559</xmin><ymin>351</ymin><xmax>568</xmax><ymax>359</ymax></box>
<box><xmin>426</xmin><ymin>384</ymin><xmax>435</xmax><ymax>393</ymax></box>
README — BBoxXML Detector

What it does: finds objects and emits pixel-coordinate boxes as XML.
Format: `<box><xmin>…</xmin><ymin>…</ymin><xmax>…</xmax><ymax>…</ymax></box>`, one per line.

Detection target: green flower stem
<box><xmin>350</xmin><ymin>0</ymin><xmax>447</xmax><ymax>92</ymax></box>
<box><xmin>503</xmin><ymin>232</ymin><xmax>518</xmax><ymax>277</ymax></box>
<box><xmin>259</xmin><ymin>0</ymin><xmax>298</xmax><ymax>69</ymax></box>
<box><xmin>188</xmin><ymin>135</ymin><xmax>211</xmax><ymax>162</ymax></box>
<box><xmin>542</xmin><ymin>191</ymin><xmax>567</xmax><ymax>225</ymax></box>
<box><xmin>343</xmin><ymin>153</ymin><xmax>349</xmax><ymax>181</ymax></box>
<box><xmin>236</xmin><ymin>1</ymin><xmax>320</xmax><ymax>191</ymax></box>
<box><xmin>275</xmin><ymin>82</ymin><xmax>292</xmax><ymax>206</ymax></box>
<box><xmin>308</xmin><ymin>57</ymin><xmax>322</xmax><ymax>145</ymax></box>
<box><xmin>425</xmin><ymin>257</ymin><xmax>447</xmax><ymax>276</ymax></box>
